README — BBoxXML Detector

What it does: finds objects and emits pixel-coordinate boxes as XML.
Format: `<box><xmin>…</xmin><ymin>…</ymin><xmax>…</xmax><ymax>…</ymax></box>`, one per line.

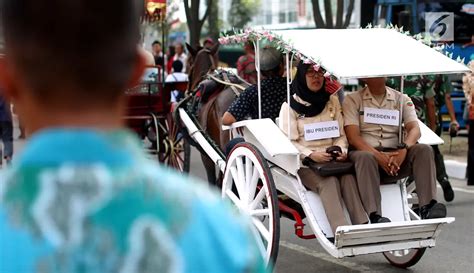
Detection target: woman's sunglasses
<box><xmin>306</xmin><ymin>69</ymin><xmax>325</xmax><ymax>78</ymax></box>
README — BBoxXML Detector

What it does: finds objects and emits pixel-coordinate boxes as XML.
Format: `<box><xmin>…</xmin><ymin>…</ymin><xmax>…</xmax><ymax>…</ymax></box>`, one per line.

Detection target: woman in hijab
<box><xmin>279</xmin><ymin>62</ymin><xmax>367</xmax><ymax>238</ymax></box>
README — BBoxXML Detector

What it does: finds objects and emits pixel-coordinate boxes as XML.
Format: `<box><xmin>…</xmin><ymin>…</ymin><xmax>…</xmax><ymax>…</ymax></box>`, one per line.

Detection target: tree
<box><xmin>207</xmin><ymin>0</ymin><xmax>220</xmax><ymax>41</ymax></box>
<box><xmin>311</xmin><ymin>0</ymin><xmax>355</xmax><ymax>29</ymax></box>
<box><xmin>228</xmin><ymin>0</ymin><xmax>260</xmax><ymax>29</ymax></box>
<box><xmin>184</xmin><ymin>0</ymin><xmax>213</xmax><ymax>47</ymax></box>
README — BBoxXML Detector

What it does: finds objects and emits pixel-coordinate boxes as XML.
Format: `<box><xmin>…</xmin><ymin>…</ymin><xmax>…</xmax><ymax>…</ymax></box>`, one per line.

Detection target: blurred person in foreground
<box><xmin>0</xmin><ymin>94</ymin><xmax>13</xmax><ymax>165</ymax></box>
<box><xmin>0</xmin><ymin>1</ymin><xmax>267</xmax><ymax>273</ymax></box>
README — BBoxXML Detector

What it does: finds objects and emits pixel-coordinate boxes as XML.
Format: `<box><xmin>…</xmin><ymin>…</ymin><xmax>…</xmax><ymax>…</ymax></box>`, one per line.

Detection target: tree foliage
<box><xmin>207</xmin><ymin>0</ymin><xmax>221</xmax><ymax>41</ymax></box>
<box><xmin>228</xmin><ymin>0</ymin><xmax>260</xmax><ymax>29</ymax></box>
<box><xmin>311</xmin><ymin>0</ymin><xmax>355</xmax><ymax>29</ymax></box>
<box><xmin>184</xmin><ymin>0</ymin><xmax>213</xmax><ymax>47</ymax></box>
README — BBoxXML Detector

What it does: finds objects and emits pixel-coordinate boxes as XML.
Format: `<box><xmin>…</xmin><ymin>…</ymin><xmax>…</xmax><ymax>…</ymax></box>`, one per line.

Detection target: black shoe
<box><xmin>370</xmin><ymin>213</ymin><xmax>391</xmax><ymax>224</ymax></box>
<box><xmin>420</xmin><ymin>200</ymin><xmax>447</xmax><ymax>219</ymax></box>
<box><xmin>439</xmin><ymin>178</ymin><xmax>455</xmax><ymax>202</ymax></box>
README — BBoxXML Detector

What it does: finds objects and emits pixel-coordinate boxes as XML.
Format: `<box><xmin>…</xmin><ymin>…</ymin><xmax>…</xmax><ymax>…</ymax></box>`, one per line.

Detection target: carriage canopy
<box><xmin>220</xmin><ymin>28</ymin><xmax>470</xmax><ymax>79</ymax></box>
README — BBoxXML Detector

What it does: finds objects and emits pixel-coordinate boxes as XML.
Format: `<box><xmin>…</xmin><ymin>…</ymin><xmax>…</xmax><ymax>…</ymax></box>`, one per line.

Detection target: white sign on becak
<box><xmin>304</xmin><ymin>120</ymin><xmax>340</xmax><ymax>141</ymax></box>
<box><xmin>364</xmin><ymin>107</ymin><xmax>399</xmax><ymax>126</ymax></box>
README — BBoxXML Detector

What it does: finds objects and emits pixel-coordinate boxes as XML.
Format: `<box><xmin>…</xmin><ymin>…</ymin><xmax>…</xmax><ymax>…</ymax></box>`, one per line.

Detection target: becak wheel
<box><xmin>222</xmin><ymin>142</ymin><xmax>280</xmax><ymax>269</ymax></box>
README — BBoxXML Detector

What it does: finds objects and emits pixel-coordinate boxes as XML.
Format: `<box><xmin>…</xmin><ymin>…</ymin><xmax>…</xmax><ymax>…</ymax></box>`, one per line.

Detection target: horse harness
<box><xmin>207</xmin><ymin>73</ymin><xmax>246</xmax><ymax>97</ymax></box>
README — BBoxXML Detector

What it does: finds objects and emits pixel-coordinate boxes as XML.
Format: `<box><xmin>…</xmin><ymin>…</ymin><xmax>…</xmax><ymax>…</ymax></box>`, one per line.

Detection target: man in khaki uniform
<box><xmin>342</xmin><ymin>77</ymin><xmax>446</xmax><ymax>223</ymax></box>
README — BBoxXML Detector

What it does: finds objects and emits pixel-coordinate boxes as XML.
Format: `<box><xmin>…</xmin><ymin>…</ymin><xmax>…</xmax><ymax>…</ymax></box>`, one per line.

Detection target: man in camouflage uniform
<box><xmin>387</xmin><ymin>75</ymin><xmax>436</xmax><ymax>124</ymax></box>
<box><xmin>431</xmin><ymin>74</ymin><xmax>459</xmax><ymax>195</ymax></box>
<box><xmin>387</xmin><ymin>75</ymin><xmax>455</xmax><ymax>202</ymax></box>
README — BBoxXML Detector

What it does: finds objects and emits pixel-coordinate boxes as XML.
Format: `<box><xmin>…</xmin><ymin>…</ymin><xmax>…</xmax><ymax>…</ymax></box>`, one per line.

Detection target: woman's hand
<box><xmin>335</xmin><ymin>152</ymin><xmax>347</xmax><ymax>162</ymax></box>
<box><xmin>309</xmin><ymin>151</ymin><xmax>332</xmax><ymax>163</ymax></box>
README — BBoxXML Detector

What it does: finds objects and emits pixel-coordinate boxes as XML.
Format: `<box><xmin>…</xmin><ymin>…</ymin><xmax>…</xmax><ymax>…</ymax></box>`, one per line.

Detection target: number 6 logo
<box><xmin>425</xmin><ymin>12</ymin><xmax>454</xmax><ymax>42</ymax></box>
<box><xmin>429</xmin><ymin>14</ymin><xmax>450</xmax><ymax>37</ymax></box>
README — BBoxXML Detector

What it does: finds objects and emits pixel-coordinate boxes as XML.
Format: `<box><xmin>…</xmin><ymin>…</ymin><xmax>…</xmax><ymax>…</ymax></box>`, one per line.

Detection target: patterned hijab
<box><xmin>290</xmin><ymin>62</ymin><xmax>330</xmax><ymax>117</ymax></box>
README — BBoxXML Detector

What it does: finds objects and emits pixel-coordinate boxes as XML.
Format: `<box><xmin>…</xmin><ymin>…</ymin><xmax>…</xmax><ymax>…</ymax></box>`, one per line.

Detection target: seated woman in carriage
<box><xmin>279</xmin><ymin>62</ymin><xmax>368</xmax><ymax>235</ymax></box>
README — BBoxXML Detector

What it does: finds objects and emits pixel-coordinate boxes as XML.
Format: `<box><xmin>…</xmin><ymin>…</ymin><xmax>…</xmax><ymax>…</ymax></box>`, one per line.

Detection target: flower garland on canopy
<box><xmin>218</xmin><ymin>29</ymin><xmax>333</xmax><ymax>79</ymax></box>
<box><xmin>218</xmin><ymin>26</ymin><xmax>466</xmax><ymax>80</ymax></box>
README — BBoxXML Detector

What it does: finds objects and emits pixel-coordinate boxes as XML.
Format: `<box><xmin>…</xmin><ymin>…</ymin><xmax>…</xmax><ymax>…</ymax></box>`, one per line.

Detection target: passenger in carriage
<box><xmin>222</xmin><ymin>46</ymin><xmax>288</xmax><ymax>155</ymax></box>
<box><xmin>279</xmin><ymin>62</ymin><xmax>368</xmax><ymax>235</ymax></box>
<box><xmin>222</xmin><ymin>46</ymin><xmax>287</xmax><ymax>126</ymax></box>
<box><xmin>343</xmin><ymin>77</ymin><xmax>447</xmax><ymax>223</ymax></box>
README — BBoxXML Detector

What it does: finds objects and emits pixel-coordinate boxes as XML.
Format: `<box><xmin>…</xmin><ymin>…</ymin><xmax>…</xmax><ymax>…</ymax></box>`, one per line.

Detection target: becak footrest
<box><xmin>334</xmin><ymin>218</ymin><xmax>454</xmax><ymax>256</ymax></box>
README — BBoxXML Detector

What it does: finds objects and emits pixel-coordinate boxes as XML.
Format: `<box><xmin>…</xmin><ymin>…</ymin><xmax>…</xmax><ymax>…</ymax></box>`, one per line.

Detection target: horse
<box><xmin>185</xmin><ymin>43</ymin><xmax>202</xmax><ymax>74</ymax></box>
<box><xmin>184</xmin><ymin>44</ymin><xmax>250</xmax><ymax>185</ymax></box>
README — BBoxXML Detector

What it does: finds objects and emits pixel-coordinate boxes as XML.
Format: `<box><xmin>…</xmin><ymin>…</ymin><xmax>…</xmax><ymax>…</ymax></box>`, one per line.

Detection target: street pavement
<box><xmin>7</xmin><ymin>134</ymin><xmax>474</xmax><ymax>273</ymax></box>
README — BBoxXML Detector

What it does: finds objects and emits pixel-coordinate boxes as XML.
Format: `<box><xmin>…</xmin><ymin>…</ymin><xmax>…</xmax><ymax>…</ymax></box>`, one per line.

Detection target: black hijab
<box><xmin>289</xmin><ymin>62</ymin><xmax>331</xmax><ymax>117</ymax></box>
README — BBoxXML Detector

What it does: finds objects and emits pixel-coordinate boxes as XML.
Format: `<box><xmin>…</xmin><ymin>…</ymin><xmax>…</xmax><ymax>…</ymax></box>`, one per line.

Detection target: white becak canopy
<box><xmin>273</xmin><ymin>28</ymin><xmax>469</xmax><ymax>79</ymax></box>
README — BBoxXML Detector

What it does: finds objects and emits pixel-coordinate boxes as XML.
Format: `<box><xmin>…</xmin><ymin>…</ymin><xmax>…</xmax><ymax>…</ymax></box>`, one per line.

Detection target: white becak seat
<box><xmin>223</xmin><ymin>118</ymin><xmax>301</xmax><ymax>175</ymax></box>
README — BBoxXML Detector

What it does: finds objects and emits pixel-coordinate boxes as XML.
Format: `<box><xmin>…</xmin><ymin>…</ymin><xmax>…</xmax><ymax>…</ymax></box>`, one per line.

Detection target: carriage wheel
<box><xmin>157</xmin><ymin>113</ymin><xmax>190</xmax><ymax>173</ymax></box>
<box><xmin>383</xmin><ymin>248</ymin><xmax>426</xmax><ymax>268</ymax></box>
<box><xmin>383</xmin><ymin>179</ymin><xmax>426</xmax><ymax>268</ymax></box>
<box><xmin>222</xmin><ymin>143</ymin><xmax>280</xmax><ymax>268</ymax></box>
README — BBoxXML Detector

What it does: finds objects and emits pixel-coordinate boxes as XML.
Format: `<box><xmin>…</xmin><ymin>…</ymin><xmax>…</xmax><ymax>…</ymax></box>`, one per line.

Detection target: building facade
<box><xmin>219</xmin><ymin>0</ymin><xmax>361</xmax><ymax>30</ymax></box>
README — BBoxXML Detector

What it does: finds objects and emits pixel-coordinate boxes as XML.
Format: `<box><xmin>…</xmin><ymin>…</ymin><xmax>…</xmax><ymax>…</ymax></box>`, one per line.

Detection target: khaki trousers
<box><xmin>349</xmin><ymin>144</ymin><xmax>437</xmax><ymax>216</ymax></box>
<box><xmin>298</xmin><ymin>168</ymin><xmax>368</xmax><ymax>234</ymax></box>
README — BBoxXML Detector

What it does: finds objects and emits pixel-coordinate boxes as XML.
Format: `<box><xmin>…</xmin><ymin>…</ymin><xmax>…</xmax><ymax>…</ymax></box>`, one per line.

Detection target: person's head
<box><xmin>259</xmin><ymin>47</ymin><xmax>283</xmax><ymax>78</ymax></box>
<box><xmin>361</xmin><ymin>77</ymin><xmax>386</xmax><ymax>87</ymax></box>
<box><xmin>203</xmin><ymin>38</ymin><xmax>214</xmax><ymax>49</ymax></box>
<box><xmin>304</xmin><ymin>66</ymin><xmax>325</xmax><ymax>92</ymax></box>
<box><xmin>152</xmin><ymin>40</ymin><xmax>162</xmax><ymax>55</ymax></box>
<box><xmin>167</xmin><ymin>45</ymin><xmax>176</xmax><ymax>57</ymax></box>
<box><xmin>0</xmin><ymin>0</ymin><xmax>145</xmax><ymax>131</ymax></box>
<box><xmin>243</xmin><ymin>42</ymin><xmax>254</xmax><ymax>54</ymax></box>
<box><xmin>293</xmin><ymin>62</ymin><xmax>326</xmax><ymax>93</ymax></box>
<box><xmin>290</xmin><ymin>61</ymin><xmax>331</xmax><ymax>117</ymax></box>
<box><xmin>172</xmin><ymin>60</ymin><xmax>183</xmax><ymax>73</ymax></box>
<box><xmin>175</xmin><ymin>43</ymin><xmax>184</xmax><ymax>55</ymax></box>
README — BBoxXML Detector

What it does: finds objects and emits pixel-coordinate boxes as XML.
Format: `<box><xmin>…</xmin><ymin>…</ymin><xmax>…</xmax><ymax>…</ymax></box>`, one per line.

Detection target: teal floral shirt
<box><xmin>0</xmin><ymin>129</ymin><xmax>266</xmax><ymax>273</ymax></box>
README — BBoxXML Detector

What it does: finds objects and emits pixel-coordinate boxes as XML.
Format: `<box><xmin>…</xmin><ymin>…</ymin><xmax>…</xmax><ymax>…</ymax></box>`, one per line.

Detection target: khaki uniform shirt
<box><xmin>342</xmin><ymin>86</ymin><xmax>418</xmax><ymax>148</ymax></box>
<box><xmin>279</xmin><ymin>95</ymin><xmax>348</xmax><ymax>160</ymax></box>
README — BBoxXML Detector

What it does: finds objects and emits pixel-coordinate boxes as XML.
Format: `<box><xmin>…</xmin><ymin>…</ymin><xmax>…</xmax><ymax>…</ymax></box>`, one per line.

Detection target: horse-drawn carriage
<box><xmin>124</xmin><ymin>66</ymin><xmax>190</xmax><ymax>172</ymax></box>
<box><xmin>175</xmin><ymin>28</ymin><xmax>469</xmax><ymax>270</ymax></box>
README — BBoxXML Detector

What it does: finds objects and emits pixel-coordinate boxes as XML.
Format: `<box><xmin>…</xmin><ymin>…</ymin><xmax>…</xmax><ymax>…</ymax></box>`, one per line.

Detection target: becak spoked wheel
<box><xmin>222</xmin><ymin>142</ymin><xmax>280</xmax><ymax>268</ymax></box>
<box><xmin>383</xmin><ymin>179</ymin><xmax>426</xmax><ymax>268</ymax></box>
<box><xmin>153</xmin><ymin>113</ymin><xmax>190</xmax><ymax>172</ymax></box>
<box><xmin>383</xmin><ymin>248</ymin><xmax>426</xmax><ymax>268</ymax></box>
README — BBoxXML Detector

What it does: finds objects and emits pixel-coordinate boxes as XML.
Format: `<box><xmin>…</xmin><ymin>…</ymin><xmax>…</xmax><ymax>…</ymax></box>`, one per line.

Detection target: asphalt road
<box><xmin>187</xmin><ymin>147</ymin><xmax>474</xmax><ymax>273</ymax></box>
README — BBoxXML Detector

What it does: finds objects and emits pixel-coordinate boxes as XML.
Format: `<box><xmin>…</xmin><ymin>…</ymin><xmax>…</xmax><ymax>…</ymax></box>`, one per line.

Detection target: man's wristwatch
<box><xmin>397</xmin><ymin>143</ymin><xmax>408</xmax><ymax>150</ymax></box>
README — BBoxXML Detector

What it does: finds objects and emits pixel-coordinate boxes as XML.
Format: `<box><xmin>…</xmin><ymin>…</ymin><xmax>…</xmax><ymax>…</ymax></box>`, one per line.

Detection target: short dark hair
<box><xmin>152</xmin><ymin>40</ymin><xmax>162</xmax><ymax>46</ymax></box>
<box><xmin>172</xmin><ymin>60</ymin><xmax>183</xmax><ymax>73</ymax></box>
<box><xmin>0</xmin><ymin>0</ymin><xmax>141</xmax><ymax>104</ymax></box>
<box><xmin>261</xmin><ymin>63</ymin><xmax>283</xmax><ymax>79</ymax></box>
